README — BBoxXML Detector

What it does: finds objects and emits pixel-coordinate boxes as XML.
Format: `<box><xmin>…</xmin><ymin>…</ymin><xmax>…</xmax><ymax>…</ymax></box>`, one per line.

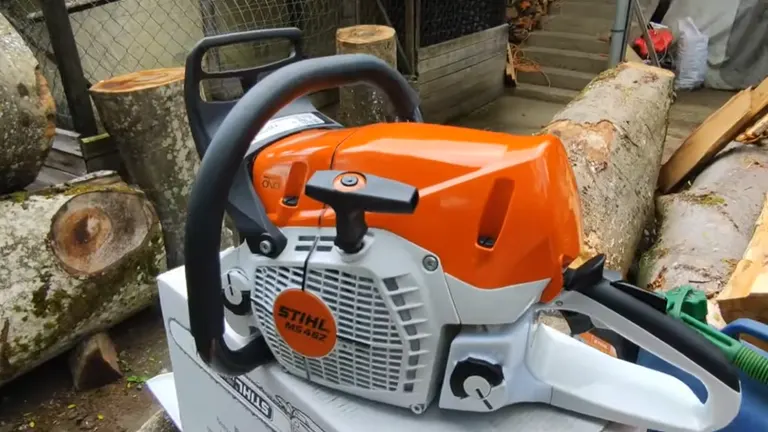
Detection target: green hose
<box><xmin>734</xmin><ymin>345</ymin><xmax>768</xmax><ymax>385</ymax></box>
<box><xmin>663</xmin><ymin>285</ymin><xmax>768</xmax><ymax>386</ymax></box>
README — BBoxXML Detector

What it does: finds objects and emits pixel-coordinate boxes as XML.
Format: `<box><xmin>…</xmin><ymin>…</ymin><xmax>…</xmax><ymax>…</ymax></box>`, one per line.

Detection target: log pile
<box><xmin>637</xmin><ymin>76</ymin><xmax>768</xmax><ymax>329</ymax></box>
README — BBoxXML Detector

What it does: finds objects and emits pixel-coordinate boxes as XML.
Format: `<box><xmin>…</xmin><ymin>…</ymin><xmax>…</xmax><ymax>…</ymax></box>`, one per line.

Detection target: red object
<box><xmin>633</xmin><ymin>28</ymin><xmax>674</xmax><ymax>58</ymax></box>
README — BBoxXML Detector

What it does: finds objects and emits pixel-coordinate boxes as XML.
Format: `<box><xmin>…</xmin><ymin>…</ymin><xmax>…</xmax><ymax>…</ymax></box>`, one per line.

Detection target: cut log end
<box><xmin>50</xmin><ymin>190</ymin><xmax>157</xmax><ymax>276</ymax></box>
<box><xmin>68</xmin><ymin>332</ymin><xmax>122</xmax><ymax>391</ymax></box>
<box><xmin>336</xmin><ymin>25</ymin><xmax>396</xmax><ymax>46</ymax></box>
<box><xmin>90</xmin><ymin>68</ymin><xmax>184</xmax><ymax>94</ymax></box>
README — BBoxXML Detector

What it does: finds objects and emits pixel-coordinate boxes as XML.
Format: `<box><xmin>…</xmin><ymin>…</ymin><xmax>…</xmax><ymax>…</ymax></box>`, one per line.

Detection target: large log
<box><xmin>636</xmin><ymin>144</ymin><xmax>768</xmax><ymax>326</ymax></box>
<box><xmin>336</xmin><ymin>25</ymin><xmax>397</xmax><ymax>126</ymax></box>
<box><xmin>541</xmin><ymin>62</ymin><xmax>675</xmax><ymax>274</ymax></box>
<box><xmin>89</xmin><ymin>69</ymin><xmax>234</xmax><ymax>269</ymax></box>
<box><xmin>0</xmin><ymin>171</ymin><xmax>165</xmax><ymax>387</ymax></box>
<box><xmin>0</xmin><ymin>13</ymin><xmax>57</xmax><ymax>194</ymax></box>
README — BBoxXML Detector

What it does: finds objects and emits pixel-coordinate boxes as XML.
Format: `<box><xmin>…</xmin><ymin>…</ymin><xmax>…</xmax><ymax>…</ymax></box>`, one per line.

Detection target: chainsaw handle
<box><xmin>185</xmin><ymin>54</ymin><xmax>422</xmax><ymax>376</ymax></box>
<box><xmin>185</xmin><ymin>27</ymin><xmax>304</xmax><ymax>156</ymax></box>
<box><xmin>542</xmin><ymin>279</ymin><xmax>741</xmax><ymax>430</ymax></box>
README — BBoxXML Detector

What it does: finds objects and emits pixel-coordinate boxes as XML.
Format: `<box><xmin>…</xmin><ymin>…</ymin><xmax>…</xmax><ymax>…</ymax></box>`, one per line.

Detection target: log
<box><xmin>68</xmin><ymin>331</ymin><xmax>122</xmax><ymax>391</ymax></box>
<box><xmin>336</xmin><ymin>25</ymin><xmax>397</xmax><ymax>127</ymax></box>
<box><xmin>0</xmin><ymin>13</ymin><xmax>57</xmax><ymax>194</ymax></box>
<box><xmin>0</xmin><ymin>171</ymin><xmax>166</xmax><ymax>387</ymax></box>
<box><xmin>715</xmin><ymin>193</ymin><xmax>768</xmax><ymax>326</ymax></box>
<box><xmin>541</xmin><ymin>62</ymin><xmax>675</xmax><ymax>274</ymax></box>
<box><xmin>89</xmin><ymin>69</ymin><xmax>234</xmax><ymax>269</ymax></box>
<box><xmin>636</xmin><ymin>144</ymin><xmax>768</xmax><ymax>327</ymax></box>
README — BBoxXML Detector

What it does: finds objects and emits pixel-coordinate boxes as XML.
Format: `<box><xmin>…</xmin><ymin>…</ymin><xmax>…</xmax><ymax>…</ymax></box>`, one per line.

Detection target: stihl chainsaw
<box><xmin>180</xmin><ymin>27</ymin><xmax>741</xmax><ymax>432</ymax></box>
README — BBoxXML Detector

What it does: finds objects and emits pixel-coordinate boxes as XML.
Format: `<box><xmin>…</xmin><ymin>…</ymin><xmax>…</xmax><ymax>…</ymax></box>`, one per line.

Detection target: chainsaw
<box><xmin>176</xmin><ymin>27</ymin><xmax>741</xmax><ymax>432</ymax></box>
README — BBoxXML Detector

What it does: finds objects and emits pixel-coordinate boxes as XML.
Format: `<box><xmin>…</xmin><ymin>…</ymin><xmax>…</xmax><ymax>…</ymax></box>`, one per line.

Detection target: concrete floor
<box><xmin>452</xmin><ymin>86</ymin><xmax>736</xmax><ymax>164</ymax></box>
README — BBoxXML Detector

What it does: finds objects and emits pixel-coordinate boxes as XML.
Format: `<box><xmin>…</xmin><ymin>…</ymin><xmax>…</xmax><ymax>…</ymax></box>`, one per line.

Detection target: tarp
<box><xmin>659</xmin><ymin>0</ymin><xmax>768</xmax><ymax>90</ymax></box>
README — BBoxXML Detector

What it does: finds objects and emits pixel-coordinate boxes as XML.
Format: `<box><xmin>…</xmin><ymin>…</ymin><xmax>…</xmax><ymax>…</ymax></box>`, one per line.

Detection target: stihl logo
<box><xmin>272</xmin><ymin>289</ymin><xmax>338</xmax><ymax>358</ymax></box>
<box><xmin>221</xmin><ymin>375</ymin><xmax>273</xmax><ymax>420</ymax></box>
<box><xmin>277</xmin><ymin>306</ymin><xmax>332</xmax><ymax>332</ymax></box>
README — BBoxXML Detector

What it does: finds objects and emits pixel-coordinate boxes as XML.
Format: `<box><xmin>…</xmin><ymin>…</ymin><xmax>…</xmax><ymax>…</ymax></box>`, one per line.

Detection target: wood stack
<box><xmin>636</xmin><ymin>76</ymin><xmax>768</xmax><ymax>330</ymax></box>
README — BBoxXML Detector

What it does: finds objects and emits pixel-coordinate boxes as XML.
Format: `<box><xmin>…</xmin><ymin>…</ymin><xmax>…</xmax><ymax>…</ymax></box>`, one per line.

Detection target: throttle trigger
<box><xmin>304</xmin><ymin>170</ymin><xmax>418</xmax><ymax>254</ymax></box>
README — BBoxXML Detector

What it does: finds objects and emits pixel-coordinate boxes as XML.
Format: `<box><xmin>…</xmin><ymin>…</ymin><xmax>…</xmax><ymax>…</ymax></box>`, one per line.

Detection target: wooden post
<box><xmin>89</xmin><ymin>68</ymin><xmax>233</xmax><ymax>269</ymax></box>
<box><xmin>336</xmin><ymin>25</ymin><xmax>397</xmax><ymax>126</ymax></box>
<box><xmin>39</xmin><ymin>0</ymin><xmax>98</xmax><ymax>136</ymax></box>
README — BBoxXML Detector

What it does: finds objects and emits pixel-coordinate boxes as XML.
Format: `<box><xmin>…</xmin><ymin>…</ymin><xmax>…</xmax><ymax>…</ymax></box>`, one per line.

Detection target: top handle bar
<box><xmin>184</xmin><ymin>53</ymin><xmax>422</xmax><ymax>376</ymax></box>
<box><xmin>185</xmin><ymin>27</ymin><xmax>304</xmax><ymax>157</ymax></box>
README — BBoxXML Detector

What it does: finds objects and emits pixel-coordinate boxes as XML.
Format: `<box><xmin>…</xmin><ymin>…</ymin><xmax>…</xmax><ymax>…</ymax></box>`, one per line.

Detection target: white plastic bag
<box><xmin>675</xmin><ymin>17</ymin><xmax>709</xmax><ymax>90</ymax></box>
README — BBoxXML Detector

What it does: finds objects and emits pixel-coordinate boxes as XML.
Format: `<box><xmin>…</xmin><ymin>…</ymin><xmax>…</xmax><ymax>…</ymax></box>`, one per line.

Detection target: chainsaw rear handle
<box><xmin>184</xmin><ymin>54</ymin><xmax>422</xmax><ymax>376</ymax></box>
<box><xmin>185</xmin><ymin>27</ymin><xmax>304</xmax><ymax>156</ymax></box>
<box><xmin>544</xmin><ymin>255</ymin><xmax>741</xmax><ymax>431</ymax></box>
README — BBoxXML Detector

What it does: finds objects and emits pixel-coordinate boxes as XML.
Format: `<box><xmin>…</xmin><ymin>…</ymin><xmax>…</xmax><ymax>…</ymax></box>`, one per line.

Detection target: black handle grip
<box><xmin>185</xmin><ymin>28</ymin><xmax>304</xmax><ymax>156</ymax></box>
<box><xmin>185</xmin><ymin>54</ymin><xmax>422</xmax><ymax>376</ymax></box>
<box><xmin>569</xmin><ymin>270</ymin><xmax>740</xmax><ymax>392</ymax></box>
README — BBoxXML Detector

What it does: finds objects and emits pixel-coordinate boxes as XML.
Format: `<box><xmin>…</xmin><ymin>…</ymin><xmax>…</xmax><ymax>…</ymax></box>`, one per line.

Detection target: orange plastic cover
<box><xmin>252</xmin><ymin>123</ymin><xmax>582</xmax><ymax>302</ymax></box>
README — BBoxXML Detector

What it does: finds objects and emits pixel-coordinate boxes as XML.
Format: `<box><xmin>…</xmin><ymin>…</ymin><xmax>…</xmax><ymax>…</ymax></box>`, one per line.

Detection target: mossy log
<box><xmin>89</xmin><ymin>68</ymin><xmax>233</xmax><ymax>269</ymax></box>
<box><xmin>0</xmin><ymin>13</ymin><xmax>57</xmax><ymax>194</ymax></box>
<box><xmin>636</xmin><ymin>144</ymin><xmax>768</xmax><ymax>326</ymax></box>
<box><xmin>541</xmin><ymin>62</ymin><xmax>675</xmax><ymax>274</ymax></box>
<box><xmin>336</xmin><ymin>25</ymin><xmax>397</xmax><ymax>126</ymax></box>
<box><xmin>0</xmin><ymin>171</ymin><xmax>166</xmax><ymax>387</ymax></box>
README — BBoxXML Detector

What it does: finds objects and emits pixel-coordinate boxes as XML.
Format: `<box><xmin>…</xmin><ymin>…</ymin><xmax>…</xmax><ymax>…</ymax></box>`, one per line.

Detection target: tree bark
<box><xmin>541</xmin><ymin>62</ymin><xmax>675</xmax><ymax>275</ymax></box>
<box><xmin>0</xmin><ymin>13</ymin><xmax>57</xmax><ymax>194</ymax></box>
<box><xmin>0</xmin><ymin>171</ymin><xmax>166</xmax><ymax>387</ymax></box>
<box><xmin>636</xmin><ymin>144</ymin><xmax>768</xmax><ymax>326</ymax></box>
<box><xmin>89</xmin><ymin>68</ymin><xmax>234</xmax><ymax>268</ymax></box>
<box><xmin>336</xmin><ymin>25</ymin><xmax>397</xmax><ymax>126</ymax></box>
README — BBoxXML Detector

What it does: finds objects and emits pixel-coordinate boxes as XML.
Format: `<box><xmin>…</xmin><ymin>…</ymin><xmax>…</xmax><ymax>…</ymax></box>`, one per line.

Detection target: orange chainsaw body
<box><xmin>251</xmin><ymin>122</ymin><xmax>582</xmax><ymax>302</ymax></box>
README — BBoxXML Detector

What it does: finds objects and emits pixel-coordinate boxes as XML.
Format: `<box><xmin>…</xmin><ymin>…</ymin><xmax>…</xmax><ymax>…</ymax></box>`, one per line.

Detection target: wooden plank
<box><xmin>658</xmin><ymin>77</ymin><xmax>768</xmax><ymax>192</ymax></box>
<box><xmin>423</xmin><ymin>74</ymin><xmax>503</xmax><ymax>124</ymax></box>
<box><xmin>419</xmin><ymin>42</ymin><xmax>502</xmax><ymax>84</ymax></box>
<box><xmin>52</xmin><ymin>129</ymin><xmax>83</xmax><ymax>157</ymax></box>
<box><xmin>420</xmin><ymin>56</ymin><xmax>505</xmax><ymax>123</ymax></box>
<box><xmin>45</xmin><ymin>147</ymin><xmax>87</xmax><ymax>176</ymax></box>
<box><xmin>418</xmin><ymin>24</ymin><xmax>508</xmax><ymax>61</ymax></box>
<box><xmin>716</xmin><ymin>193</ymin><xmax>768</xmax><ymax>327</ymax></box>
<box><xmin>418</xmin><ymin>26</ymin><xmax>507</xmax><ymax>75</ymax></box>
<box><xmin>420</xmin><ymin>53</ymin><xmax>506</xmax><ymax>104</ymax></box>
<box><xmin>35</xmin><ymin>166</ymin><xmax>78</xmax><ymax>187</ymax></box>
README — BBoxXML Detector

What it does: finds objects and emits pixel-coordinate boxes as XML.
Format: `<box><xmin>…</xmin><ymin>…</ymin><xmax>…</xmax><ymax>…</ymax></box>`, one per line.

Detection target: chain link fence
<box><xmin>420</xmin><ymin>0</ymin><xmax>506</xmax><ymax>47</ymax></box>
<box><xmin>0</xmin><ymin>0</ymin><xmax>347</xmax><ymax>130</ymax></box>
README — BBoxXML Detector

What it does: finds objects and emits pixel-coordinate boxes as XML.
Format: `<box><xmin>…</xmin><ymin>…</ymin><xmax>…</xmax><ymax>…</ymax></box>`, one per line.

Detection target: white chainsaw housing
<box><xmin>219</xmin><ymin>226</ymin><xmax>551</xmax><ymax>414</ymax></box>
<box><xmin>160</xmin><ymin>227</ymin><xmax>740</xmax><ymax>432</ymax></box>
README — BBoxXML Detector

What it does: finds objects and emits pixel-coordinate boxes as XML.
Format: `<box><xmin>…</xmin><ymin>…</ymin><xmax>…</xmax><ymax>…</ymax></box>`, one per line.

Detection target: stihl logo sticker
<box><xmin>272</xmin><ymin>288</ymin><xmax>337</xmax><ymax>358</ymax></box>
<box><xmin>221</xmin><ymin>375</ymin><xmax>274</xmax><ymax>420</ymax></box>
